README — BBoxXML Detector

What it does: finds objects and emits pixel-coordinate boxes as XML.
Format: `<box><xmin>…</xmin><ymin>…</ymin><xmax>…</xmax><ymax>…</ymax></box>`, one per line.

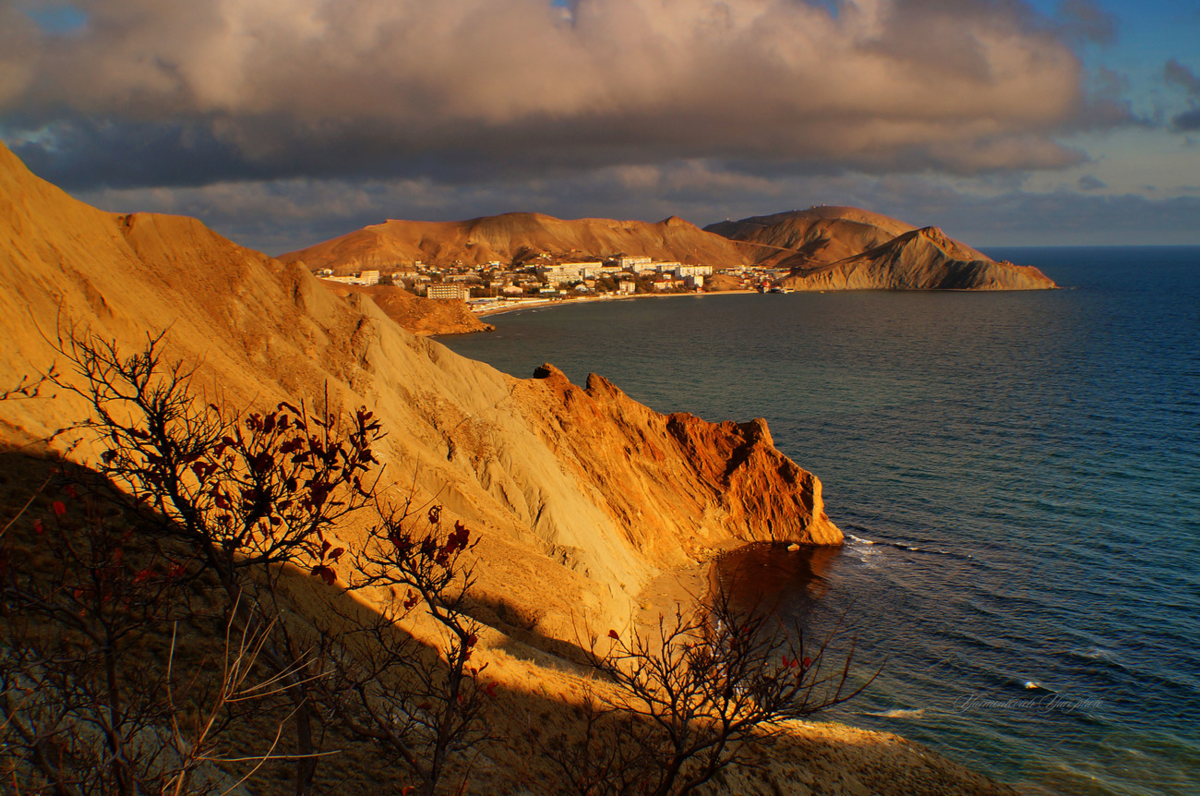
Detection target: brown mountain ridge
<box><xmin>279</xmin><ymin>212</ymin><xmax>754</xmax><ymax>273</ymax></box>
<box><xmin>283</xmin><ymin>206</ymin><xmax>1055</xmax><ymax>291</ymax></box>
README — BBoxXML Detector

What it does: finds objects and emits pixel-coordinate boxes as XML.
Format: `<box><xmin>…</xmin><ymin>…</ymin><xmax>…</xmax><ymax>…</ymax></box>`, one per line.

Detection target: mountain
<box><xmin>279</xmin><ymin>212</ymin><xmax>752</xmax><ymax>273</ymax></box>
<box><xmin>0</xmin><ymin>139</ymin><xmax>836</xmax><ymax>640</ymax></box>
<box><xmin>0</xmin><ymin>142</ymin><xmax>1024</xmax><ymax>795</ymax></box>
<box><xmin>706</xmin><ymin>206</ymin><xmax>1056</xmax><ymax>290</ymax></box>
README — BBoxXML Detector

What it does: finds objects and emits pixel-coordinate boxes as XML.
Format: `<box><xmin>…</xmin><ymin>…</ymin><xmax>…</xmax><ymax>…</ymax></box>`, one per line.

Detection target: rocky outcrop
<box><xmin>0</xmin><ymin>141</ymin><xmax>838</xmax><ymax>641</ymax></box>
<box><xmin>516</xmin><ymin>365</ymin><xmax>840</xmax><ymax>566</ymax></box>
<box><xmin>707</xmin><ymin>206</ymin><xmax>1056</xmax><ymax>290</ymax></box>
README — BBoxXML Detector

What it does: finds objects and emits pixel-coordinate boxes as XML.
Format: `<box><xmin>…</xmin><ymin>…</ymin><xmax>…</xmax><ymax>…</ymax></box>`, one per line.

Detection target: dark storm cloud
<box><xmin>0</xmin><ymin>0</ymin><xmax>1124</xmax><ymax>190</ymax></box>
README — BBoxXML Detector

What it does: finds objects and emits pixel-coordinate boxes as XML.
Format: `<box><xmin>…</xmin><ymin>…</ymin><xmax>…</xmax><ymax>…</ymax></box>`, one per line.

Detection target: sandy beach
<box><xmin>468</xmin><ymin>288</ymin><xmax>756</xmax><ymax>319</ymax></box>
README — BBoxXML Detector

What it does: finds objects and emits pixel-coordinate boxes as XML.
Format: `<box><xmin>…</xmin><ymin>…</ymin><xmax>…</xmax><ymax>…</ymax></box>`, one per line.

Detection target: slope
<box><xmin>707</xmin><ymin>206</ymin><xmax>1056</xmax><ymax>289</ymax></box>
<box><xmin>280</xmin><ymin>212</ymin><xmax>753</xmax><ymax>273</ymax></box>
<box><xmin>0</xmin><ymin>141</ymin><xmax>837</xmax><ymax>643</ymax></box>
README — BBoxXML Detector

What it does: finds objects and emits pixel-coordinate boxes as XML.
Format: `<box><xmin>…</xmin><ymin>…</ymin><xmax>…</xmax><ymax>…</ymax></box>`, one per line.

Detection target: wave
<box><xmin>857</xmin><ymin>708</ymin><xmax>928</xmax><ymax>719</ymax></box>
<box><xmin>846</xmin><ymin>532</ymin><xmax>973</xmax><ymax>560</ymax></box>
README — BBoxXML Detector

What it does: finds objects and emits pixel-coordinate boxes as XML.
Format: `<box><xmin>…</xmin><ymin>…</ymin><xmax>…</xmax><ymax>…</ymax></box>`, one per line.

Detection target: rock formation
<box><xmin>0</xmin><ymin>141</ymin><xmax>837</xmax><ymax>641</ymax></box>
<box><xmin>707</xmin><ymin>206</ymin><xmax>1056</xmax><ymax>290</ymax></box>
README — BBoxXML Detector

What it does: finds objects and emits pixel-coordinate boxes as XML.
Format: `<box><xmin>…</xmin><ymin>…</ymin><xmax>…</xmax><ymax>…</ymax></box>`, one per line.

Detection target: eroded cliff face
<box><xmin>513</xmin><ymin>365</ymin><xmax>840</xmax><ymax>566</ymax></box>
<box><xmin>0</xmin><ymin>141</ymin><xmax>839</xmax><ymax>643</ymax></box>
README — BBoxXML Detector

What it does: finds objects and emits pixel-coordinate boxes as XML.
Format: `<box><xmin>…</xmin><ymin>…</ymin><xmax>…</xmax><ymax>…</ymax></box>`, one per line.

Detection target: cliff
<box><xmin>279</xmin><ymin>211</ymin><xmax>753</xmax><ymax>273</ymax></box>
<box><xmin>707</xmin><ymin>206</ymin><xmax>1056</xmax><ymax>290</ymax></box>
<box><xmin>0</xmin><ymin>141</ymin><xmax>836</xmax><ymax>640</ymax></box>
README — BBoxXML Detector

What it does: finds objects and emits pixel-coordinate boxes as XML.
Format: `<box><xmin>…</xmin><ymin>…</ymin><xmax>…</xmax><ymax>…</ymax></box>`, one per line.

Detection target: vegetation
<box><xmin>0</xmin><ymin>334</ymin><xmax>874</xmax><ymax>795</ymax></box>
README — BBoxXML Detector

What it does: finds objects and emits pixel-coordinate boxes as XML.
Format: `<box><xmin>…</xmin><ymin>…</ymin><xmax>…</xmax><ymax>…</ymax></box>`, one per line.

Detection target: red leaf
<box><xmin>802</xmin><ymin>656</ymin><xmax>812</xmax><ymax>670</ymax></box>
<box><xmin>310</xmin><ymin>564</ymin><xmax>337</xmax><ymax>585</ymax></box>
<box><xmin>63</xmin><ymin>485</ymin><xmax>78</xmax><ymax>499</ymax></box>
<box><xmin>52</xmin><ymin>501</ymin><xmax>66</xmax><ymax>516</ymax></box>
<box><xmin>328</xmin><ymin>547</ymin><xmax>345</xmax><ymax>562</ymax></box>
<box><xmin>608</xmin><ymin>630</ymin><xmax>620</xmax><ymax>640</ymax></box>
<box><xmin>33</xmin><ymin>519</ymin><xmax>44</xmax><ymax>535</ymax></box>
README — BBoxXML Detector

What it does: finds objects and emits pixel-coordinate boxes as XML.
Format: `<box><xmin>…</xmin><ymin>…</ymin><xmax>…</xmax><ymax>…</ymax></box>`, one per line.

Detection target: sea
<box><xmin>439</xmin><ymin>247</ymin><xmax>1200</xmax><ymax>796</ymax></box>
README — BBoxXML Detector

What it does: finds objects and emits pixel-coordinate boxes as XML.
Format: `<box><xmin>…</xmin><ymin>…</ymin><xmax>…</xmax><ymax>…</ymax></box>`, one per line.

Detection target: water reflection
<box><xmin>712</xmin><ymin>543</ymin><xmax>842</xmax><ymax>620</ymax></box>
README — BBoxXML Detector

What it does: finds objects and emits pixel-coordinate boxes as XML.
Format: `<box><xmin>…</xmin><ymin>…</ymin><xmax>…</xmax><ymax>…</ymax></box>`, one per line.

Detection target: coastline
<box><xmin>467</xmin><ymin>288</ymin><xmax>756</xmax><ymax>319</ymax></box>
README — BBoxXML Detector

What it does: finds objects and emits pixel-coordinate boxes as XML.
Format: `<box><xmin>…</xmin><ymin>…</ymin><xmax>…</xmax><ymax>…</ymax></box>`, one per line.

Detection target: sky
<box><xmin>1</xmin><ymin>0</ymin><xmax>1197</xmax><ymax>254</ymax></box>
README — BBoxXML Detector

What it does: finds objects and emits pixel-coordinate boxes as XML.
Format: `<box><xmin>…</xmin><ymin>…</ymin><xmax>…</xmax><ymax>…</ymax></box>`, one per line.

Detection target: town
<box><xmin>317</xmin><ymin>253</ymin><xmax>794</xmax><ymax>312</ymax></box>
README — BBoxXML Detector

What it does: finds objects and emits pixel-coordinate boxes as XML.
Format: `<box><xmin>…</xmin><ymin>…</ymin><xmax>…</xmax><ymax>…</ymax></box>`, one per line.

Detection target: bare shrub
<box><xmin>539</xmin><ymin>586</ymin><xmax>877</xmax><ymax>796</ymax></box>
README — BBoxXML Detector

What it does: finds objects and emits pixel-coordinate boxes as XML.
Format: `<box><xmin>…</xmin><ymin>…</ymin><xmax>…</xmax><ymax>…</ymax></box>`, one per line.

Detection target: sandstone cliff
<box><xmin>707</xmin><ymin>206</ymin><xmax>1056</xmax><ymax>290</ymax></box>
<box><xmin>0</xmin><ymin>142</ymin><xmax>837</xmax><ymax>641</ymax></box>
<box><xmin>279</xmin><ymin>212</ymin><xmax>752</xmax><ymax>273</ymax></box>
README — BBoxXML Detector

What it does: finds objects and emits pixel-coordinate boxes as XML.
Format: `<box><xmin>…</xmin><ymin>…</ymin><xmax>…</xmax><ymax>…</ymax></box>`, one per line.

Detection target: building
<box><xmin>616</xmin><ymin>255</ymin><xmax>653</xmax><ymax>271</ymax></box>
<box><xmin>673</xmin><ymin>265</ymin><xmax>712</xmax><ymax>278</ymax></box>
<box><xmin>537</xmin><ymin>262</ymin><xmax>602</xmax><ymax>285</ymax></box>
<box><xmin>359</xmin><ymin>270</ymin><xmax>380</xmax><ymax>286</ymax></box>
<box><xmin>426</xmin><ymin>284</ymin><xmax>470</xmax><ymax>301</ymax></box>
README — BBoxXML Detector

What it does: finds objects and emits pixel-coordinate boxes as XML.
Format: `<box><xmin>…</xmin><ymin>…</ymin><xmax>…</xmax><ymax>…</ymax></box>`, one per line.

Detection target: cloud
<box><xmin>1077</xmin><ymin>174</ymin><xmax>1105</xmax><ymax>191</ymax></box>
<box><xmin>0</xmin><ymin>0</ymin><xmax>1121</xmax><ymax>190</ymax></box>
<box><xmin>74</xmin><ymin>164</ymin><xmax>1200</xmax><ymax>256</ymax></box>
<box><xmin>1055</xmin><ymin>0</ymin><xmax>1116</xmax><ymax>45</ymax></box>
<box><xmin>1164</xmin><ymin>58</ymin><xmax>1200</xmax><ymax>97</ymax></box>
<box><xmin>1163</xmin><ymin>58</ymin><xmax>1200</xmax><ymax>132</ymax></box>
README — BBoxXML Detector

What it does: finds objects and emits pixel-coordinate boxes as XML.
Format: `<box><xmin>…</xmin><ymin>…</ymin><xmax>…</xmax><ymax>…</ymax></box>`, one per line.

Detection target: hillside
<box><xmin>0</xmin><ymin>144</ymin><xmax>1024</xmax><ymax>794</ymax></box>
<box><xmin>324</xmin><ymin>282</ymin><xmax>494</xmax><ymax>335</ymax></box>
<box><xmin>707</xmin><ymin>206</ymin><xmax>1056</xmax><ymax>290</ymax></box>
<box><xmin>0</xmin><ymin>139</ymin><xmax>838</xmax><ymax>641</ymax></box>
<box><xmin>279</xmin><ymin>212</ymin><xmax>753</xmax><ymax>273</ymax></box>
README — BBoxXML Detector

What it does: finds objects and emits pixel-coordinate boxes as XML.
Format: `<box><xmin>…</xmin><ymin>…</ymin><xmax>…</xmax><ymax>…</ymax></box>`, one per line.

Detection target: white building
<box><xmin>359</xmin><ymin>270</ymin><xmax>380</xmax><ymax>286</ymax></box>
<box><xmin>537</xmin><ymin>262</ymin><xmax>603</xmax><ymax>285</ymax></box>
<box><xmin>616</xmin><ymin>255</ymin><xmax>653</xmax><ymax>271</ymax></box>
<box><xmin>426</xmin><ymin>284</ymin><xmax>470</xmax><ymax>301</ymax></box>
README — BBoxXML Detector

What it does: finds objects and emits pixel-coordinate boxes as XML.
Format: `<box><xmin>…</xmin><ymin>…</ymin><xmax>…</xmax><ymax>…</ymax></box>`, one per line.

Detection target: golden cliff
<box><xmin>0</xmin><ymin>142</ymin><xmax>838</xmax><ymax>640</ymax></box>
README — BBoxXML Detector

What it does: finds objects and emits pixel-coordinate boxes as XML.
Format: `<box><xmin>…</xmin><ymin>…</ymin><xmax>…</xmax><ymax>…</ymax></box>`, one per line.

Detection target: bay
<box><xmin>440</xmin><ymin>247</ymin><xmax>1200</xmax><ymax>795</ymax></box>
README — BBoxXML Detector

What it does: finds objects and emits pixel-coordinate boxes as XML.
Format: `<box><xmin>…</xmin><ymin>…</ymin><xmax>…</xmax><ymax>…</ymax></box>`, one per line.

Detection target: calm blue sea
<box><xmin>440</xmin><ymin>247</ymin><xmax>1200</xmax><ymax>796</ymax></box>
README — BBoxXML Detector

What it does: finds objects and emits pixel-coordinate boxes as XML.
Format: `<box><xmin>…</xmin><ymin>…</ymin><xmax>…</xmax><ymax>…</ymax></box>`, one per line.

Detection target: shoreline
<box><xmin>467</xmin><ymin>288</ymin><xmax>756</xmax><ymax>319</ymax></box>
